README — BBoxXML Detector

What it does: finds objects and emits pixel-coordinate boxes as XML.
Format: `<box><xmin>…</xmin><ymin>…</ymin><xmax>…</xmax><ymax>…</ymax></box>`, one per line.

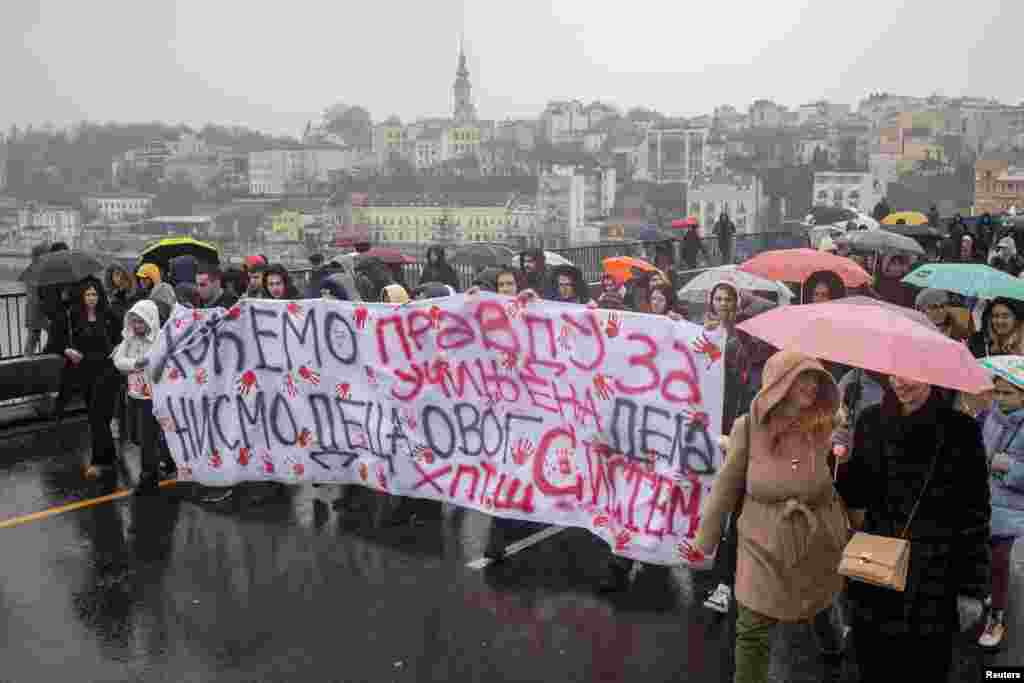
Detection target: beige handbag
<box><xmin>838</xmin><ymin>451</ymin><xmax>939</xmax><ymax>592</ymax></box>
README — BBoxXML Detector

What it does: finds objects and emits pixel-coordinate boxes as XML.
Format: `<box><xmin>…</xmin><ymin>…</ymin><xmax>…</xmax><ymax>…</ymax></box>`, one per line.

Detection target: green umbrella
<box><xmin>901</xmin><ymin>262</ymin><xmax>1024</xmax><ymax>300</ymax></box>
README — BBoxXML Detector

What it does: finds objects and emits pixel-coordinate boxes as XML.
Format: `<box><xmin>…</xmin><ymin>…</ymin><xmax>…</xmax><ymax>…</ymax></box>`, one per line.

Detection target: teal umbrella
<box><xmin>901</xmin><ymin>263</ymin><xmax>1024</xmax><ymax>300</ymax></box>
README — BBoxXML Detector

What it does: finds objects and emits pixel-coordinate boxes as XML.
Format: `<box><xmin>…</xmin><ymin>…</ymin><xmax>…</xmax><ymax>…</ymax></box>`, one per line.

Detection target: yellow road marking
<box><xmin>0</xmin><ymin>479</ymin><xmax>177</xmax><ymax>529</ymax></box>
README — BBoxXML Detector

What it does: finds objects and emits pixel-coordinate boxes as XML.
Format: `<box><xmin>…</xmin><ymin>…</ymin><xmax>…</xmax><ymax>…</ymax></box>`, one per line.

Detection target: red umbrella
<box><xmin>738</xmin><ymin>248</ymin><xmax>871</xmax><ymax>288</ymax></box>
<box><xmin>671</xmin><ymin>217</ymin><xmax>699</xmax><ymax>229</ymax></box>
<box><xmin>361</xmin><ymin>247</ymin><xmax>415</xmax><ymax>265</ymax></box>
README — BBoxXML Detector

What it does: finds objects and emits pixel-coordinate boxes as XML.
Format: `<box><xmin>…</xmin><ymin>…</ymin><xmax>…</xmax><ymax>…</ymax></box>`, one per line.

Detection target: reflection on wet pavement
<box><xmin>0</xmin><ymin>420</ymin><xmax>1014</xmax><ymax>681</ymax></box>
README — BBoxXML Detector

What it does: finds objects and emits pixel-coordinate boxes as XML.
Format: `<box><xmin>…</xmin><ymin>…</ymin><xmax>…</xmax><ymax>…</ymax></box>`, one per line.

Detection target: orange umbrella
<box><xmin>738</xmin><ymin>248</ymin><xmax>872</xmax><ymax>288</ymax></box>
<box><xmin>603</xmin><ymin>256</ymin><xmax>662</xmax><ymax>283</ymax></box>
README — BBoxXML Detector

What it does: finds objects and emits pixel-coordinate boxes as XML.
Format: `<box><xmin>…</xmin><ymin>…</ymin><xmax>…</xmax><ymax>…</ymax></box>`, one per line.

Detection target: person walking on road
<box><xmin>694</xmin><ymin>351</ymin><xmax>849</xmax><ymax>683</ymax></box>
<box><xmin>714</xmin><ymin>211</ymin><xmax>737</xmax><ymax>265</ymax></box>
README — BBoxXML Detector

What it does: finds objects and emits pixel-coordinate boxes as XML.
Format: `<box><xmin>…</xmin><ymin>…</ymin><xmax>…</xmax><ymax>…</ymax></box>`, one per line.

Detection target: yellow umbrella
<box><xmin>881</xmin><ymin>211</ymin><xmax>929</xmax><ymax>226</ymax></box>
<box><xmin>139</xmin><ymin>237</ymin><xmax>220</xmax><ymax>269</ymax></box>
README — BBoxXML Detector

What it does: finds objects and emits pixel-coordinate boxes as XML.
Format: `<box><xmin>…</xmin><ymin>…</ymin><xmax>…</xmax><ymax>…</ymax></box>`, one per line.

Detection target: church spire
<box><xmin>452</xmin><ymin>36</ymin><xmax>476</xmax><ymax>123</ymax></box>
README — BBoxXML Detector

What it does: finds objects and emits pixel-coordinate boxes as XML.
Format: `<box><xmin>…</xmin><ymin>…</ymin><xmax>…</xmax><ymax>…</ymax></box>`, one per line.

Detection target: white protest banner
<box><xmin>149</xmin><ymin>293</ymin><xmax>725</xmax><ymax>566</ymax></box>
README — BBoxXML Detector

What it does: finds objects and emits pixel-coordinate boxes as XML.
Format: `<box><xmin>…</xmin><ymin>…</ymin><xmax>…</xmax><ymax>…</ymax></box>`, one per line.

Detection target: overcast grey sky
<box><xmin>4</xmin><ymin>0</ymin><xmax>1021</xmax><ymax>137</ymax></box>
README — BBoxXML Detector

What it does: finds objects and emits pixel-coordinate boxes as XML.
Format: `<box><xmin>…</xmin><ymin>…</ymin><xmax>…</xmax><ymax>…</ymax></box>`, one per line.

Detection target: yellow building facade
<box><xmin>367</xmin><ymin>206</ymin><xmax>514</xmax><ymax>244</ymax></box>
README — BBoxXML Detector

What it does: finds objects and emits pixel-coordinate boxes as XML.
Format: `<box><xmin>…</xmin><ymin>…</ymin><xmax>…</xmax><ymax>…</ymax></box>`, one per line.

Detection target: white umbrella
<box><xmin>678</xmin><ymin>265</ymin><xmax>795</xmax><ymax>304</ymax></box>
<box><xmin>517</xmin><ymin>250</ymin><xmax>573</xmax><ymax>267</ymax></box>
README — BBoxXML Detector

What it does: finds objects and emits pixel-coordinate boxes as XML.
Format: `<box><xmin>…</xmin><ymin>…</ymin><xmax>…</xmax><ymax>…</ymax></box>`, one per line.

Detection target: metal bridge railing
<box><xmin>1</xmin><ymin>232</ymin><xmax>806</xmax><ymax>360</ymax></box>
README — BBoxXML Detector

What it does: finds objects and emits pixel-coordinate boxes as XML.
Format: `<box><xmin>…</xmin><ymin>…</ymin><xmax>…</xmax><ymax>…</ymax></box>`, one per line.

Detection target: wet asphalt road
<box><xmin>0</xmin><ymin>416</ymin><xmax>1018</xmax><ymax>682</ymax></box>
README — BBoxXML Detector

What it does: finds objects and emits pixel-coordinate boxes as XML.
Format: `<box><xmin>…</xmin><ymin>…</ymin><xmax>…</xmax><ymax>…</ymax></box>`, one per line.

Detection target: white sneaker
<box><xmin>979</xmin><ymin>611</ymin><xmax>1006</xmax><ymax>650</ymax></box>
<box><xmin>703</xmin><ymin>583</ymin><xmax>732</xmax><ymax>613</ymax></box>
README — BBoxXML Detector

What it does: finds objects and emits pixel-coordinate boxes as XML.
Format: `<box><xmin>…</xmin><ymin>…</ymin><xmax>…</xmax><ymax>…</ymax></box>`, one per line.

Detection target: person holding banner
<box><xmin>695</xmin><ymin>350</ymin><xmax>848</xmax><ymax>683</ymax></box>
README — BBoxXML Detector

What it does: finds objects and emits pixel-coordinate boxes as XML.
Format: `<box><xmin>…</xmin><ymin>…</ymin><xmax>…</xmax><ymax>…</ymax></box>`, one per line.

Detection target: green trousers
<box><xmin>734</xmin><ymin>604</ymin><xmax>838</xmax><ymax>683</ymax></box>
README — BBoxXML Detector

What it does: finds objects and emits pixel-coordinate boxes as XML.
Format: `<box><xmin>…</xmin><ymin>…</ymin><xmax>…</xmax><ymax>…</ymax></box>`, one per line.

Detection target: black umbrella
<box><xmin>18</xmin><ymin>250</ymin><xmax>108</xmax><ymax>287</ymax></box>
<box><xmin>883</xmin><ymin>223</ymin><xmax>946</xmax><ymax>241</ymax></box>
<box><xmin>138</xmin><ymin>237</ymin><xmax>220</xmax><ymax>271</ymax></box>
<box><xmin>452</xmin><ymin>243</ymin><xmax>516</xmax><ymax>269</ymax></box>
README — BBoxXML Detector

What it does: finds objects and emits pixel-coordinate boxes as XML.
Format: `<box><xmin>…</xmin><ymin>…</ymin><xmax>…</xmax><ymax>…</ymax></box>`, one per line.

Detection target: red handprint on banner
<box><xmin>376</xmin><ymin>465</ymin><xmax>389</xmax><ymax>491</ymax></box>
<box><xmin>237</xmin><ymin>370</ymin><xmax>258</xmax><ymax>396</ymax></box>
<box><xmin>614</xmin><ymin>529</ymin><xmax>633</xmax><ymax>552</ymax></box>
<box><xmin>284</xmin><ymin>373</ymin><xmax>298</xmax><ymax>398</ymax></box>
<box><xmin>677</xmin><ymin>540</ymin><xmax>709</xmax><ymax>568</ymax></box>
<box><xmin>605</xmin><ymin>313</ymin><xmax>621</xmax><ymax>338</ymax></box>
<box><xmin>166</xmin><ymin>367</ymin><xmax>182</xmax><ymax>383</ymax></box>
<box><xmin>501</xmin><ymin>351</ymin><xmax>518</xmax><ymax>371</ymax></box>
<box><xmin>209</xmin><ymin>448</ymin><xmax>223</xmax><ymax>469</ymax></box>
<box><xmin>413</xmin><ymin>444</ymin><xmax>435</xmax><ymax>465</ymax></box>
<box><xmin>678</xmin><ymin>408</ymin><xmax>710</xmax><ymax>429</ymax></box>
<box><xmin>354</xmin><ymin>306</ymin><xmax>369</xmax><ymax>330</ymax></box>
<box><xmin>402</xmin><ymin>408</ymin><xmax>418</xmax><ymax>432</ymax></box>
<box><xmin>557</xmin><ymin>324</ymin><xmax>574</xmax><ymax>352</ymax></box>
<box><xmin>364</xmin><ymin>366</ymin><xmax>377</xmax><ymax>387</ymax></box>
<box><xmin>336</xmin><ymin>382</ymin><xmax>351</xmax><ymax>401</ymax></box>
<box><xmin>195</xmin><ymin>368</ymin><xmax>207</xmax><ymax>385</ymax></box>
<box><xmin>297</xmin><ymin>365</ymin><xmax>320</xmax><ymax>385</ymax></box>
<box><xmin>556</xmin><ymin>447</ymin><xmax>574</xmax><ymax>476</ymax></box>
<box><xmin>237</xmin><ymin>447</ymin><xmax>251</xmax><ymax>467</ymax></box>
<box><xmin>512</xmin><ymin>438</ymin><xmax>534</xmax><ymax>466</ymax></box>
<box><xmin>261</xmin><ymin>453</ymin><xmax>275</xmax><ymax>474</ymax></box>
<box><xmin>429</xmin><ymin>305</ymin><xmax>443</xmax><ymax>330</ymax></box>
<box><xmin>296</xmin><ymin>428</ymin><xmax>314</xmax><ymax>448</ymax></box>
<box><xmin>286</xmin><ymin>302</ymin><xmax>303</xmax><ymax>319</ymax></box>
<box><xmin>224</xmin><ymin>305</ymin><xmax>242</xmax><ymax>320</ymax></box>
<box><xmin>192</xmin><ymin>309</ymin><xmax>206</xmax><ymax>323</ymax></box>
<box><xmin>592</xmin><ymin>514</ymin><xmax>610</xmax><ymax>528</ymax></box>
<box><xmin>593</xmin><ymin>373</ymin><xmax>615</xmax><ymax>401</ymax></box>
<box><xmin>504</xmin><ymin>300</ymin><xmax>521</xmax><ymax>321</ymax></box>
<box><xmin>692</xmin><ymin>333</ymin><xmax>722</xmax><ymax>368</ymax></box>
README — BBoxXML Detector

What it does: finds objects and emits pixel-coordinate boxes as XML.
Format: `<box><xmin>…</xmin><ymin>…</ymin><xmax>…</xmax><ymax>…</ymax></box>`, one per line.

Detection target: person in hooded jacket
<box><xmin>681</xmin><ymin>224</ymin><xmax>710</xmax><ymax>269</ymax></box>
<box><xmin>518</xmin><ymin>248</ymin><xmax>549</xmax><ymax>294</ymax></box>
<box><xmin>974</xmin><ymin>366</ymin><xmax>1024</xmax><ymax>651</ymax></box>
<box><xmin>45</xmin><ymin>276</ymin><xmax>123</xmax><ymax>479</ymax></box>
<box><xmin>871</xmin><ymin>255</ymin><xmax>916</xmax><ymax>308</ymax></box>
<box><xmin>945</xmin><ymin>215</ymin><xmax>966</xmax><ymax>262</ymax></box>
<box><xmin>149</xmin><ymin>283</ymin><xmax>177</xmax><ymax>326</ymax></box>
<box><xmin>111</xmin><ymin>300</ymin><xmax>165</xmax><ymax>494</ymax></box>
<box><xmin>419</xmin><ymin>246</ymin><xmax>459</xmax><ymax>291</ymax></box>
<box><xmin>836</xmin><ymin>374</ymin><xmax>990</xmax><ymax>682</ymax></box>
<box><xmin>914</xmin><ymin>288</ymin><xmax>973</xmax><ymax>341</ymax></box>
<box><xmin>969</xmin><ymin>297</ymin><xmax>1024</xmax><ymax>359</ymax></box>
<box><xmin>167</xmin><ymin>254</ymin><xmax>199</xmax><ymax>286</ymax></box>
<box><xmin>319</xmin><ymin>271</ymin><xmax>362</xmax><ymax>301</ymax></box>
<box><xmin>695</xmin><ymin>351</ymin><xmax>850</xmax><ymax>683</ymax></box>
<box><xmin>990</xmin><ymin>235</ymin><xmax>1023</xmax><ymax>276</ymax></box>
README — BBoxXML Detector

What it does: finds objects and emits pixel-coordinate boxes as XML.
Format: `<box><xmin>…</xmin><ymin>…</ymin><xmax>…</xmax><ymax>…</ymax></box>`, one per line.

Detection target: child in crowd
<box><xmin>111</xmin><ymin>300</ymin><xmax>164</xmax><ymax>495</ymax></box>
<box><xmin>977</xmin><ymin>363</ymin><xmax>1024</xmax><ymax>650</ymax></box>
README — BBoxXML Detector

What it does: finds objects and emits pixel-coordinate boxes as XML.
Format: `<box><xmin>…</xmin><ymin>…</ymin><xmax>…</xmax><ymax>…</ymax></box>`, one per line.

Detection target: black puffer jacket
<box><xmin>838</xmin><ymin>389</ymin><xmax>990</xmax><ymax>636</ymax></box>
<box><xmin>419</xmin><ymin>246</ymin><xmax>459</xmax><ymax>291</ymax></box>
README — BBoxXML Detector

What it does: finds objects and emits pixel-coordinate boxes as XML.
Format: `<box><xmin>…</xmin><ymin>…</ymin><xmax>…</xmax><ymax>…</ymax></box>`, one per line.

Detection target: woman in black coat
<box><xmin>837</xmin><ymin>376</ymin><xmax>990</xmax><ymax>681</ymax></box>
<box><xmin>44</xmin><ymin>276</ymin><xmax>123</xmax><ymax>479</ymax></box>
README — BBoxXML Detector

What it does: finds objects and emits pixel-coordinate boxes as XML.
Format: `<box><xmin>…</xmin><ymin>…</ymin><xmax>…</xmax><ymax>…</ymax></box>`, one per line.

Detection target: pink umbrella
<box><xmin>835</xmin><ymin>295</ymin><xmax>936</xmax><ymax>329</ymax></box>
<box><xmin>739</xmin><ymin>248</ymin><xmax>872</xmax><ymax>288</ymax></box>
<box><xmin>736</xmin><ymin>301</ymin><xmax>992</xmax><ymax>394</ymax></box>
<box><xmin>671</xmin><ymin>217</ymin><xmax>699</xmax><ymax>229</ymax></box>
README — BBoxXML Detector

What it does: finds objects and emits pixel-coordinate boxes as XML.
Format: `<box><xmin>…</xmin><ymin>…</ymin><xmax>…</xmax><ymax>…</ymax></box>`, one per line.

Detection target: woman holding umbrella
<box><xmin>44</xmin><ymin>276</ymin><xmax>122</xmax><ymax>479</ymax></box>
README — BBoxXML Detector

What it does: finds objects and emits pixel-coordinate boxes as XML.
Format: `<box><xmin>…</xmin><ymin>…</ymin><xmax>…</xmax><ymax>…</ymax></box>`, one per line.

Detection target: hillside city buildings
<box><xmin>3</xmin><ymin>47</ymin><xmax>1024</xmax><ymax>253</ymax></box>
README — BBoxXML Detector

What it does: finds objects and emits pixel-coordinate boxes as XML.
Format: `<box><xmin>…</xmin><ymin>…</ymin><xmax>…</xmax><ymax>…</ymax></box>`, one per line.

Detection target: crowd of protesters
<box><xmin>18</xmin><ymin>209</ymin><xmax>1024</xmax><ymax>681</ymax></box>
